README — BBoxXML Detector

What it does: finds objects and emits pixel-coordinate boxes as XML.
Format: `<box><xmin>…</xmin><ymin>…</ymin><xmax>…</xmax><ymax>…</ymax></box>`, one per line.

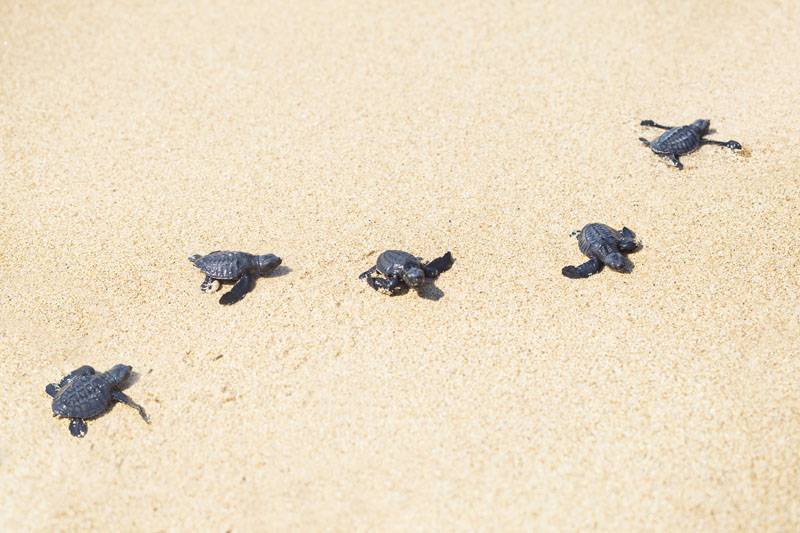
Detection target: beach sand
<box><xmin>1</xmin><ymin>0</ymin><xmax>798</xmax><ymax>530</ymax></box>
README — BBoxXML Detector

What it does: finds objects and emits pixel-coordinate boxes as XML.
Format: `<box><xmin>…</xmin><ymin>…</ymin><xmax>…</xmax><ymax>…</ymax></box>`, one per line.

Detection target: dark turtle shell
<box><xmin>376</xmin><ymin>250</ymin><xmax>421</xmax><ymax>276</ymax></box>
<box><xmin>190</xmin><ymin>251</ymin><xmax>251</xmax><ymax>279</ymax></box>
<box><xmin>649</xmin><ymin>126</ymin><xmax>701</xmax><ymax>155</ymax></box>
<box><xmin>577</xmin><ymin>223</ymin><xmax>623</xmax><ymax>257</ymax></box>
<box><xmin>52</xmin><ymin>374</ymin><xmax>114</xmax><ymax>419</ymax></box>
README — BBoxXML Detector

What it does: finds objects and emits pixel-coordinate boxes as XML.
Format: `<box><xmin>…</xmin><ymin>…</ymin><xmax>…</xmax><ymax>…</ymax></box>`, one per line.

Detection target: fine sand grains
<box><xmin>1</xmin><ymin>1</ymin><xmax>799</xmax><ymax>531</ymax></box>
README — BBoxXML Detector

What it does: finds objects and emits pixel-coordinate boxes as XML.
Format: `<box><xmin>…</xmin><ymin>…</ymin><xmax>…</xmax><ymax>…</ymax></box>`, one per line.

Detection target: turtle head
<box><xmin>604</xmin><ymin>252</ymin><xmax>627</xmax><ymax>272</ymax></box>
<box><xmin>689</xmin><ymin>119</ymin><xmax>710</xmax><ymax>135</ymax></box>
<box><xmin>402</xmin><ymin>263</ymin><xmax>425</xmax><ymax>288</ymax></box>
<box><xmin>255</xmin><ymin>254</ymin><xmax>282</xmax><ymax>273</ymax></box>
<box><xmin>105</xmin><ymin>364</ymin><xmax>132</xmax><ymax>386</ymax></box>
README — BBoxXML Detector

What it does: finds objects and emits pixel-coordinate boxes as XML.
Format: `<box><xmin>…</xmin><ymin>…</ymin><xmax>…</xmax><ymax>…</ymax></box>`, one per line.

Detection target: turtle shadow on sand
<box><xmin>210</xmin><ymin>265</ymin><xmax>292</xmax><ymax>304</ymax></box>
<box><xmin>417</xmin><ymin>282</ymin><xmax>446</xmax><ymax>301</ymax></box>
<box><xmin>265</xmin><ymin>265</ymin><xmax>292</xmax><ymax>278</ymax></box>
<box><xmin>384</xmin><ymin>280</ymin><xmax>446</xmax><ymax>301</ymax></box>
<box><xmin>119</xmin><ymin>369</ymin><xmax>144</xmax><ymax>389</ymax></box>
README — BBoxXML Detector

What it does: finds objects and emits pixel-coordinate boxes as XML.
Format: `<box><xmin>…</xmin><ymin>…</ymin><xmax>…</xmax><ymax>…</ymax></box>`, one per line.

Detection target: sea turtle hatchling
<box><xmin>46</xmin><ymin>365</ymin><xmax>149</xmax><ymax>438</ymax></box>
<box><xmin>562</xmin><ymin>223</ymin><xmax>639</xmax><ymax>279</ymax></box>
<box><xmin>639</xmin><ymin>119</ymin><xmax>741</xmax><ymax>169</ymax></box>
<box><xmin>188</xmin><ymin>251</ymin><xmax>282</xmax><ymax>305</ymax></box>
<box><xmin>359</xmin><ymin>250</ymin><xmax>454</xmax><ymax>294</ymax></box>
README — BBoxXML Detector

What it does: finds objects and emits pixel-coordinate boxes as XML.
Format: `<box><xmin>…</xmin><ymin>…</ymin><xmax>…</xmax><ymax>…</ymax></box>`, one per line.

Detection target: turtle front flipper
<box><xmin>57</xmin><ymin>366</ymin><xmax>95</xmax><ymax>389</ymax></box>
<box><xmin>49</xmin><ymin>365</ymin><xmax>95</xmax><ymax>399</ymax></box>
<box><xmin>638</xmin><ymin>137</ymin><xmax>651</xmax><ymax>147</ymax></box>
<box><xmin>219</xmin><ymin>272</ymin><xmax>253</xmax><ymax>305</ymax></box>
<box><xmin>112</xmin><ymin>391</ymin><xmax>150</xmax><ymax>423</ymax></box>
<box><xmin>424</xmin><ymin>252</ymin><xmax>454</xmax><ymax>278</ymax></box>
<box><xmin>562</xmin><ymin>257</ymin><xmax>602</xmax><ymax>279</ymax></box>
<box><xmin>358</xmin><ymin>266</ymin><xmax>378</xmax><ymax>280</ymax></box>
<box><xmin>367</xmin><ymin>275</ymin><xmax>401</xmax><ymax>294</ymax></box>
<box><xmin>619</xmin><ymin>227</ymin><xmax>638</xmax><ymax>252</ymax></box>
<box><xmin>640</xmin><ymin>120</ymin><xmax>674</xmax><ymax>130</ymax></box>
<box><xmin>69</xmin><ymin>418</ymin><xmax>88</xmax><ymax>438</ymax></box>
<box><xmin>725</xmin><ymin>140</ymin><xmax>742</xmax><ymax>150</ymax></box>
<box><xmin>700</xmin><ymin>139</ymin><xmax>742</xmax><ymax>150</ymax></box>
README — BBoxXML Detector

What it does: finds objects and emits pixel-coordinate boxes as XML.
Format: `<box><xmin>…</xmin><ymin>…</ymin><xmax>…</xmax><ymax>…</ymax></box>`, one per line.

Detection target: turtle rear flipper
<box><xmin>112</xmin><ymin>390</ymin><xmax>149</xmax><ymax>423</ymax></box>
<box><xmin>69</xmin><ymin>418</ymin><xmax>88</xmax><ymax>438</ymax></box>
<box><xmin>621</xmin><ymin>227</ymin><xmax>635</xmax><ymax>240</ymax></box>
<box><xmin>424</xmin><ymin>252</ymin><xmax>454</xmax><ymax>278</ymax></box>
<box><xmin>220</xmin><ymin>272</ymin><xmax>253</xmax><ymax>305</ymax></box>
<box><xmin>200</xmin><ymin>276</ymin><xmax>219</xmax><ymax>293</ymax></box>
<box><xmin>562</xmin><ymin>257</ymin><xmax>602</xmax><ymax>279</ymax></box>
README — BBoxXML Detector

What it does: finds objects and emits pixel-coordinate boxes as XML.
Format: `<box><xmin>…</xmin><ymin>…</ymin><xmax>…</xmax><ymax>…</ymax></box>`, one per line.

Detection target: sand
<box><xmin>1</xmin><ymin>0</ymin><xmax>799</xmax><ymax>530</ymax></box>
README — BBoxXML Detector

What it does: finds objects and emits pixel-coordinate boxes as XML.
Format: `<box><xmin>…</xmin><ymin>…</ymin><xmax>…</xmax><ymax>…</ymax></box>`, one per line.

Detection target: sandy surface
<box><xmin>1</xmin><ymin>0</ymin><xmax>799</xmax><ymax>530</ymax></box>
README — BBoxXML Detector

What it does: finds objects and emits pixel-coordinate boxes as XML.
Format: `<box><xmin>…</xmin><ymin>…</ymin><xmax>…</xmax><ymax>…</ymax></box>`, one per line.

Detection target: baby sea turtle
<box><xmin>46</xmin><ymin>364</ymin><xmax>149</xmax><ymax>438</ymax></box>
<box><xmin>562</xmin><ymin>223</ymin><xmax>639</xmax><ymax>279</ymax></box>
<box><xmin>639</xmin><ymin>119</ymin><xmax>741</xmax><ymax>169</ymax></box>
<box><xmin>188</xmin><ymin>251</ymin><xmax>282</xmax><ymax>305</ymax></box>
<box><xmin>359</xmin><ymin>250</ymin><xmax>454</xmax><ymax>294</ymax></box>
